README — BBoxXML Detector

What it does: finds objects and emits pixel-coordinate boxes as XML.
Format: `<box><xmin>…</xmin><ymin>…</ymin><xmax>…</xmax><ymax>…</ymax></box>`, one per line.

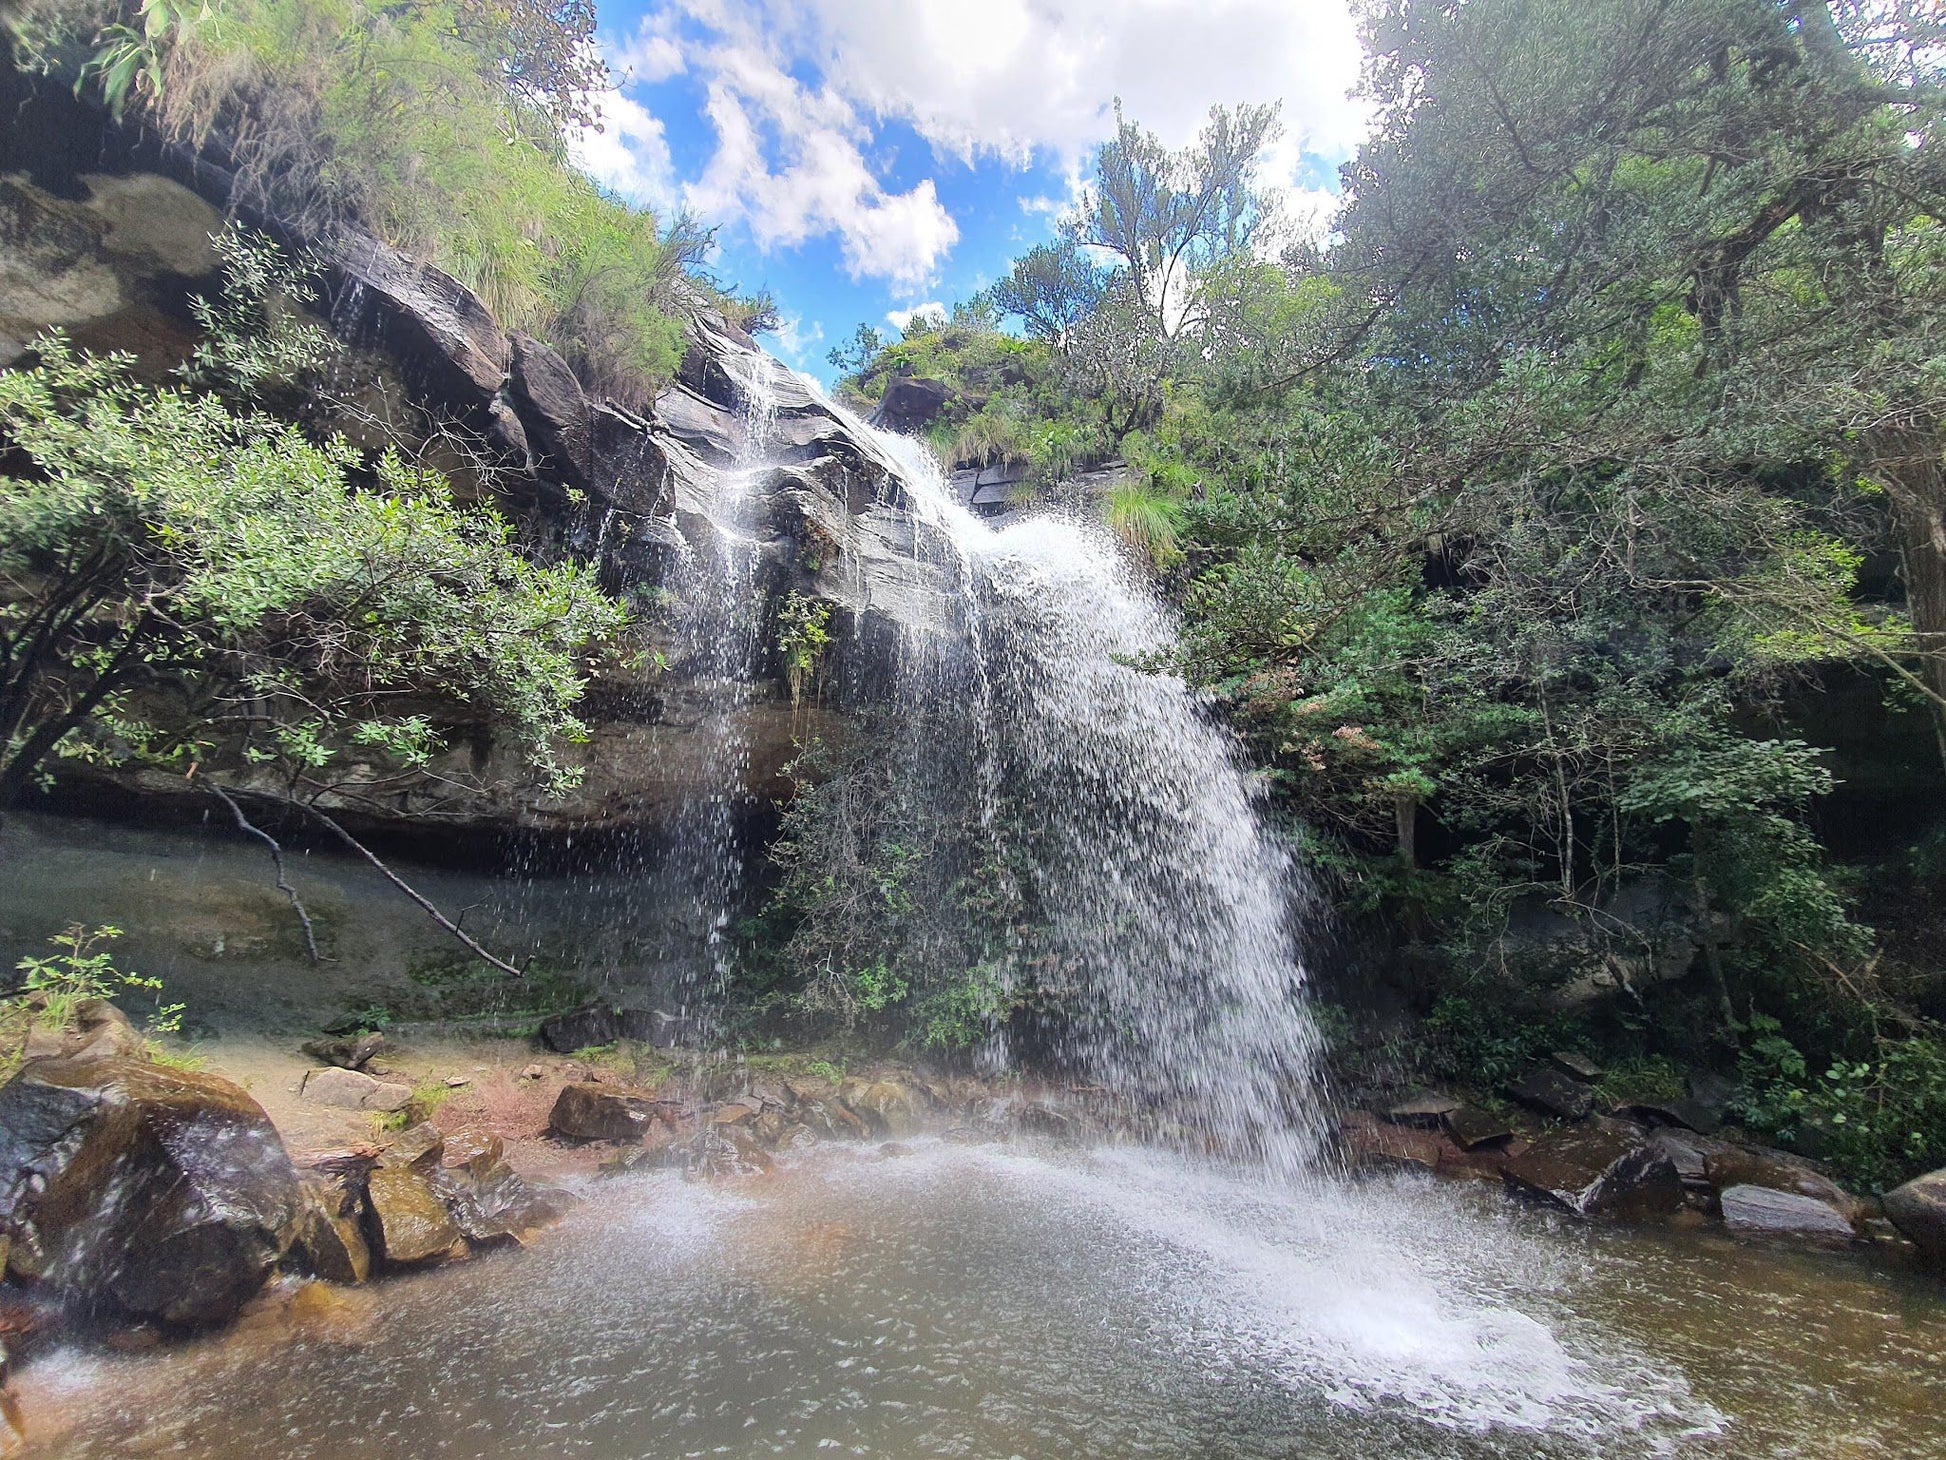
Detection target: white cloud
<box><xmin>618</xmin><ymin>29</ymin><xmax>685</xmax><ymax>84</ymax></box>
<box><xmin>886</xmin><ymin>301</ymin><xmax>947</xmax><ymax>332</ymax></box>
<box><xmin>778</xmin><ymin>0</ymin><xmax>1369</xmax><ymax>164</ymax></box>
<box><xmin>590</xmin><ymin>1</ymin><xmax>1366</xmax><ymax>294</ymax></box>
<box><xmin>769</xmin><ymin>312</ymin><xmax>824</xmax><ymax>366</ymax></box>
<box><xmin>572</xmin><ymin>89</ymin><xmax>678</xmax><ymax>212</ymax></box>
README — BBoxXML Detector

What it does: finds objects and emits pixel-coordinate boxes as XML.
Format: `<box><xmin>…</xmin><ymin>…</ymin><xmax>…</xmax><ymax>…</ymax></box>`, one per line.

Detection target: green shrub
<box><xmin>1735</xmin><ymin>1015</ymin><xmax>1946</xmax><ymax>1190</ymax></box>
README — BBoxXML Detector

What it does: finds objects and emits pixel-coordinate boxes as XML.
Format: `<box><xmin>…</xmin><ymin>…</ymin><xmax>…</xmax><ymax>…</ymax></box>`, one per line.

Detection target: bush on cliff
<box><xmin>0</xmin><ymin>231</ymin><xmax>626</xmax><ymax>810</ymax></box>
<box><xmin>7</xmin><ymin>0</ymin><xmax>713</xmax><ymax>400</ymax></box>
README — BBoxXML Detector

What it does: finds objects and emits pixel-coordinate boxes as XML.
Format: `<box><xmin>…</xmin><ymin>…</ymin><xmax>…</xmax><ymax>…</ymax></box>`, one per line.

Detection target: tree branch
<box><xmin>288</xmin><ymin>796</ymin><xmax>527</xmax><ymax>978</ymax></box>
<box><xmin>206</xmin><ymin>782</ymin><xmax>323</xmax><ymax>963</ymax></box>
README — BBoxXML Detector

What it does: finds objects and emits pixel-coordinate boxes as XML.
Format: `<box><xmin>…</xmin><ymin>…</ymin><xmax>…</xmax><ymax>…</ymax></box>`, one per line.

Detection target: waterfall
<box><xmin>655</xmin><ymin>339</ymin><xmax>1323</xmax><ymax>1173</ymax></box>
<box><xmin>659</xmin><ymin>347</ymin><xmax>783</xmax><ymax>1031</ymax></box>
<box><xmin>856</xmin><ymin>425</ymin><xmax>1325</xmax><ymax>1174</ymax></box>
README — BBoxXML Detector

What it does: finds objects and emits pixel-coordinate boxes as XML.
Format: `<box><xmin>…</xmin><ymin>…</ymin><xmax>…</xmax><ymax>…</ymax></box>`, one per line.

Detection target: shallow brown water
<box><xmin>17</xmin><ymin>1142</ymin><xmax>1946</xmax><ymax>1459</ymax></box>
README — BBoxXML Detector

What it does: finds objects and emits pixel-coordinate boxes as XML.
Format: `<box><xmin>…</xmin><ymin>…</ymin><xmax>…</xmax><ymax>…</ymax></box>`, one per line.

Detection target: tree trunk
<box><xmin>1870</xmin><ymin>425</ymin><xmax>1946</xmax><ymax>769</ymax></box>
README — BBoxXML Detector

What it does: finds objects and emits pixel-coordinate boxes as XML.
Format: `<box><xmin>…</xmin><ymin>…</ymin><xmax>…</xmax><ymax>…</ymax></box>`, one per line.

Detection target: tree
<box><xmin>987</xmin><ymin>239</ymin><xmax>1104</xmax><ymax>347</ymax></box>
<box><xmin>1339</xmin><ymin>0</ymin><xmax>1946</xmax><ymax>750</ymax></box>
<box><xmin>0</xmin><ymin>236</ymin><xmax>626</xmax><ymax>816</ymax></box>
<box><xmin>1071</xmin><ymin>100</ymin><xmax>1282</xmax><ymax>339</ymax></box>
<box><xmin>826</xmin><ymin>322</ymin><xmax>885</xmax><ymax>378</ymax></box>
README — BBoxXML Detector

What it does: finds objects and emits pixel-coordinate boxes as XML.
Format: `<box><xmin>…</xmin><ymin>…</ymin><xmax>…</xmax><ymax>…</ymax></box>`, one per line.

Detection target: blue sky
<box><xmin>575</xmin><ymin>1</ymin><xmax>1370</xmax><ymax>383</ymax></box>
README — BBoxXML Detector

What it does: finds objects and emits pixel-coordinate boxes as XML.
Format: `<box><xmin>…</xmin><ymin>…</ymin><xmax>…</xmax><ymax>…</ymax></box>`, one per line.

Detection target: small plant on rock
<box><xmin>14</xmin><ymin>923</ymin><xmax>182</xmax><ymax>1037</ymax></box>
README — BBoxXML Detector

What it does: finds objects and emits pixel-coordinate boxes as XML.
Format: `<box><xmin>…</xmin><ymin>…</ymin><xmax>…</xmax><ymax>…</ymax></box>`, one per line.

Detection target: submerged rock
<box><xmin>1882</xmin><ymin>1169</ymin><xmax>1946</xmax><ymax>1261</ymax></box>
<box><xmin>0</xmin><ymin>1057</ymin><xmax>298</xmax><ymax>1327</ymax></box>
<box><xmin>1501</xmin><ymin>1128</ymin><xmax>1682</xmax><ymax>1219</ymax></box>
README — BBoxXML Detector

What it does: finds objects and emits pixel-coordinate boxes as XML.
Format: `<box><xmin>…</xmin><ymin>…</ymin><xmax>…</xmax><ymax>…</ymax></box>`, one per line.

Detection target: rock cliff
<box><xmin>0</xmin><ymin>67</ymin><xmax>963</xmax><ymax>848</ymax></box>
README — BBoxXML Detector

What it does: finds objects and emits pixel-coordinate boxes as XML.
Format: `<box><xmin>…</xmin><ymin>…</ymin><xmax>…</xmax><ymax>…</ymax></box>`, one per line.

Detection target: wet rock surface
<box><xmin>1883</xmin><ymin>1169</ymin><xmax>1946</xmax><ymax>1261</ymax></box>
<box><xmin>1506</xmin><ymin>1066</ymin><xmax>1595</xmax><ymax>1122</ymax></box>
<box><xmin>1500</xmin><ymin>1127</ymin><xmax>1683</xmax><ymax>1219</ymax></box>
<box><xmin>549</xmin><ymin>1084</ymin><xmax>670</xmax><ymax>1143</ymax></box>
<box><xmin>1717</xmin><ymin>1184</ymin><xmax>1857</xmax><ymax>1240</ymax></box>
<box><xmin>0</xmin><ymin>1057</ymin><xmax>299</xmax><ymax>1328</ymax></box>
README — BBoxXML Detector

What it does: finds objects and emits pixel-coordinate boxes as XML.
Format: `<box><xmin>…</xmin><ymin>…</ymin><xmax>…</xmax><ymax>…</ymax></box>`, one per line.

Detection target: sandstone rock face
<box><xmin>1882</xmin><ymin>1169</ymin><xmax>1946</xmax><ymax>1260</ymax></box>
<box><xmin>1501</xmin><ymin>1128</ymin><xmax>1682</xmax><ymax>1218</ymax></box>
<box><xmin>0</xmin><ymin>1058</ymin><xmax>298</xmax><ymax>1327</ymax></box>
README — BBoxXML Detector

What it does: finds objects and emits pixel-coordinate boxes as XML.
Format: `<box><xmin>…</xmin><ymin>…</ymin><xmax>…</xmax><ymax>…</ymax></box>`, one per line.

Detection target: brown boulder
<box><xmin>1501</xmin><ymin>1127</ymin><xmax>1682</xmax><ymax>1219</ymax></box>
<box><xmin>300</xmin><ymin>1066</ymin><xmax>413</xmax><ymax>1113</ymax></box>
<box><xmin>1718</xmin><ymin>1184</ymin><xmax>1857</xmax><ymax>1241</ymax></box>
<box><xmin>291</xmin><ymin>1175</ymin><xmax>372</xmax><ymax>1284</ymax></box>
<box><xmin>365</xmin><ymin>1166</ymin><xmax>463</xmax><ymax>1266</ymax></box>
<box><xmin>1701</xmin><ymin>1146</ymin><xmax>1860</xmax><ymax>1219</ymax></box>
<box><xmin>1882</xmin><ymin>1169</ymin><xmax>1946</xmax><ymax>1261</ymax></box>
<box><xmin>437</xmin><ymin>1126</ymin><xmax>576</xmax><ymax>1243</ymax></box>
<box><xmin>0</xmin><ymin>1057</ymin><xmax>299</xmax><ymax>1327</ymax></box>
<box><xmin>549</xmin><ymin>1083</ymin><xmax>663</xmax><ymax>1143</ymax></box>
<box><xmin>1506</xmin><ymin>1066</ymin><xmax>1593</xmax><ymax>1121</ymax></box>
<box><xmin>300</xmin><ymin>1032</ymin><xmax>387</xmax><ymax>1072</ymax></box>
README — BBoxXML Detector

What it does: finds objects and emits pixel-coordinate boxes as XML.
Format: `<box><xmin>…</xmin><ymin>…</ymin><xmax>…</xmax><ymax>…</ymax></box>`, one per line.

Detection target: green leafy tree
<box><xmin>0</xmin><ymin>239</ymin><xmax>626</xmax><ymax>813</ymax></box>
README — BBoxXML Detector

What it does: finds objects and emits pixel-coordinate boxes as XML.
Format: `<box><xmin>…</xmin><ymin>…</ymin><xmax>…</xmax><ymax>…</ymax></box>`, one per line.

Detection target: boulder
<box><xmin>548</xmin><ymin>1083</ymin><xmax>662</xmax><ymax>1143</ymax></box>
<box><xmin>844</xmin><ymin>1079</ymin><xmax>930</xmax><ymax>1137</ymax></box>
<box><xmin>0</xmin><ymin>1057</ymin><xmax>299</xmax><ymax>1327</ymax></box>
<box><xmin>1718</xmin><ymin>1184</ymin><xmax>1857</xmax><ymax>1241</ymax></box>
<box><xmin>300</xmin><ymin>1031</ymin><xmax>386</xmax><ymax>1072</ymax></box>
<box><xmin>299</xmin><ymin>1066</ymin><xmax>413</xmax><ymax>1114</ymax></box>
<box><xmin>375</xmin><ymin>1122</ymin><xmax>445</xmax><ymax>1171</ymax></box>
<box><xmin>1339</xmin><ymin>1110</ymin><xmax>1444</xmax><ymax>1174</ymax></box>
<box><xmin>1701</xmin><ymin>1146</ymin><xmax>1854</xmax><ymax>1212</ymax></box>
<box><xmin>1882</xmin><ymin>1169</ymin><xmax>1946</xmax><ymax>1261</ymax></box>
<box><xmin>1501</xmin><ymin>1127</ymin><xmax>1682</xmax><ymax>1219</ymax></box>
<box><xmin>291</xmin><ymin>1174</ymin><xmax>372</xmax><ymax>1284</ymax></box>
<box><xmin>1613</xmin><ymin>1097</ymin><xmax>1720</xmax><ymax>1135</ymax></box>
<box><xmin>543</xmin><ymin>1004</ymin><xmax>695</xmax><ymax>1051</ymax></box>
<box><xmin>1550</xmin><ymin>1050</ymin><xmax>1604</xmax><ymax>1083</ymax></box>
<box><xmin>875</xmin><ymin>376</ymin><xmax>953</xmax><ymax>428</ymax></box>
<box><xmin>364</xmin><ymin>1166</ymin><xmax>462</xmax><ymax>1266</ymax></box>
<box><xmin>28</xmin><ymin>999</ymin><xmax>146</xmax><ymax>1065</ymax></box>
<box><xmin>1443</xmin><ymin>1106</ymin><xmax>1514</xmax><ymax>1150</ymax></box>
<box><xmin>1507</xmin><ymin>1066</ymin><xmax>1594</xmax><ymax>1121</ymax></box>
<box><xmin>437</xmin><ymin>1126</ymin><xmax>576</xmax><ymax>1243</ymax></box>
<box><xmin>1382</xmin><ymin>1094</ymin><xmax>1461</xmax><ymax>1128</ymax></box>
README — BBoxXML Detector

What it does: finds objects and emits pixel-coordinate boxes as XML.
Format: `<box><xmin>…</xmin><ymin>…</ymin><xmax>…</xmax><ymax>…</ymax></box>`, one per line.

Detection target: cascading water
<box><xmin>657</xmin><ymin>348</ymin><xmax>783</xmax><ymax>1032</ymax></box>
<box><xmin>846</xmin><ymin>423</ymin><xmax>1326</xmax><ymax>1173</ymax></box>
<box><xmin>643</xmin><ymin>331</ymin><xmax>1322</xmax><ymax>1167</ymax></box>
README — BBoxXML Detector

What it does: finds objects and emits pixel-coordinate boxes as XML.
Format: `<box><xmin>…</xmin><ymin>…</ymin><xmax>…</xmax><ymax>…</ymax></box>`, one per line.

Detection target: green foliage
<box><xmin>1416</xmin><ymin>994</ymin><xmax>1563</xmax><ymax>1090</ymax></box>
<box><xmin>0</xmin><ymin>233</ymin><xmax>627</xmax><ymax>806</ymax></box>
<box><xmin>775</xmin><ymin>592</ymin><xmax>832</xmax><ymax>708</ymax></box>
<box><xmin>740</xmin><ymin>720</ymin><xmax>1040</xmax><ymax>1054</ymax></box>
<box><xmin>1736</xmin><ymin>1015</ymin><xmax>1946</xmax><ymax>1190</ymax></box>
<box><xmin>11</xmin><ymin>0</ymin><xmax>705</xmax><ymax>397</ymax></box>
<box><xmin>12</xmin><ymin>923</ymin><xmax>183</xmax><ymax>1039</ymax></box>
